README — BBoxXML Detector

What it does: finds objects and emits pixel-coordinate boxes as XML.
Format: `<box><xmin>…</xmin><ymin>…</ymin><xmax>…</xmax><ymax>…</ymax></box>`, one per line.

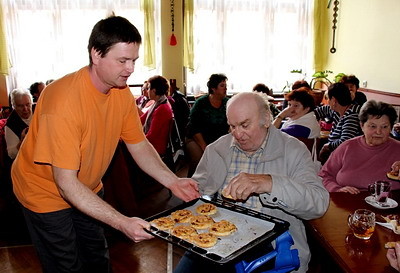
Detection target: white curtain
<box><xmin>2</xmin><ymin>0</ymin><xmax>160</xmax><ymax>93</ymax></box>
<box><xmin>186</xmin><ymin>0</ymin><xmax>313</xmax><ymax>95</ymax></box>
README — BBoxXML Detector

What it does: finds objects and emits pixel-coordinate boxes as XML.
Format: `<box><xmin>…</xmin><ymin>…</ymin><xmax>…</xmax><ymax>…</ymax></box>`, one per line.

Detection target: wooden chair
<box><xmin>295</xmin><ymin>137</ymin><xmax>324</xmax><ymax>163</ymax></box>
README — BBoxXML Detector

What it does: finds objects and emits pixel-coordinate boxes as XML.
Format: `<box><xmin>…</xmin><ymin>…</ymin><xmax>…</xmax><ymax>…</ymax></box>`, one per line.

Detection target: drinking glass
<box><xmin>348</xmin><ymin>209</ymin><xmax>375</xmax><ymax>240</ymax></box>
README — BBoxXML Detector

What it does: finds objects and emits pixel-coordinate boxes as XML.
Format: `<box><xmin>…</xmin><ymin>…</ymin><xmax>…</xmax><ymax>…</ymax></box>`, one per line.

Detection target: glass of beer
<box><xmin>348</xmin><ymin>209</ymin><xmax>375</xmax><ymax>240</ymax></box>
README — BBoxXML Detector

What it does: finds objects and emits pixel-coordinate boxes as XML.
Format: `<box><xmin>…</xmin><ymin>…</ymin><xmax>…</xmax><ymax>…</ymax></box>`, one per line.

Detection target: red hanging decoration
<box><xmin>170</xmin><ymin>33</ymin><xmax>177</xmax><ymax>46</ymax></box>
<box><xmin>169</xmin><ymin>0</ymin><xmax>177</xmax><ymax>46</ymax></box>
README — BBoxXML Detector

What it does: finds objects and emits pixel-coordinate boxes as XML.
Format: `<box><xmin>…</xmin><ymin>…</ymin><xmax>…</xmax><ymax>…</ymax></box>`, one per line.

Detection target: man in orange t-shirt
<box><xmin>11</xmin><ymin>16</ymin><xmax>199</xmax><ymax>273</ymax></box>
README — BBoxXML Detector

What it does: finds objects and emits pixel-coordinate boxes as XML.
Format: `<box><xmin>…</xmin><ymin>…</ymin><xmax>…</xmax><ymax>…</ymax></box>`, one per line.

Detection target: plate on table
<box><xmin>365</xmin><ymin>196</ymin><xmax>398</xmax><ymax>209</ymax></box>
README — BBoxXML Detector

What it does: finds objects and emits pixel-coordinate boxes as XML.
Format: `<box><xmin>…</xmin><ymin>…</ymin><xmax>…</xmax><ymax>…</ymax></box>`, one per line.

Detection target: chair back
<box><xmin>164</xmin><ymin>117</ymin><xmax>185</xmax><ymax>172</ymax></box>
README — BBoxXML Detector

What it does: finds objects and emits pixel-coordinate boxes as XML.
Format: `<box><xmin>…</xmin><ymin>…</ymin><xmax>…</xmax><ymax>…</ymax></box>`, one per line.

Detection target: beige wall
<box><xmin>326</xmin><ymin>0</ymin><xmax>400</xmax><ymax>93</ymax></box>
<box><xmin>160</xmin><ymin>0</ymin><xmax>184</xmax><ymax>92</ymax></box>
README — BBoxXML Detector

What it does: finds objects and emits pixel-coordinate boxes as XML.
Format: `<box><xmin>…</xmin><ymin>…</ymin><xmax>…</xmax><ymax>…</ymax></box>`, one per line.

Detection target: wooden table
<box><xmin>305</xmin><ymin>191</ymin><xmax>400</xmax><ymax>273</ymax></box>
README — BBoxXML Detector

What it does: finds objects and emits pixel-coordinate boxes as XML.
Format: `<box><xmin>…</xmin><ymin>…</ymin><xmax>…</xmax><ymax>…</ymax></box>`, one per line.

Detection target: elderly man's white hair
<box><xmin>10</xmin><ymin>88</ymin><xmax>33</xmax><ymax>109</ymax></box>
<box><xmin>226</xmin><ymin>92</ymin><xmax>272</xmax><ymax>126</ymax></box>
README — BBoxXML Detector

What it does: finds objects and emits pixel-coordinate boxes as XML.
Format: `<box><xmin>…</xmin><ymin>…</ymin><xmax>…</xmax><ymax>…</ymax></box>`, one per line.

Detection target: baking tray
<box><xmin>145</xmin><ymin>197</ymin><xmax>289</xmax><ymax>265</ymax></box>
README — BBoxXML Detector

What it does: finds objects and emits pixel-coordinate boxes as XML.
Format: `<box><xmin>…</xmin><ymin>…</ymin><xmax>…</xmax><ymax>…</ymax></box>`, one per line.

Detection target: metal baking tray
<box><xmin>145</xmin><ymin>197</ymin><xmax>289</xmax><ymax>265</ymax></box>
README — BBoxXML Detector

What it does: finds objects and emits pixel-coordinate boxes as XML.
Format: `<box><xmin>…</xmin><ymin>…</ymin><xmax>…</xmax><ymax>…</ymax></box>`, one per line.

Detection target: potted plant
<box><xmin>310</xmin><ymin>70</ymin><xmax>333</xmax><ymax>90</ymax></box>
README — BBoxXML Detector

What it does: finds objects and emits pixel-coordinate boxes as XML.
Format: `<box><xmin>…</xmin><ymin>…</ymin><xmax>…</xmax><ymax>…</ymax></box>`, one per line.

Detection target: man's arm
<box><xmin>125</xmin><ymin>139</ymin><xmax>199</xmax><ymax>201</ymax></box>
<box><xmin>53</xmin><ymin>166</ymin><xmax>153</xmax><ymax>242</ymax></box>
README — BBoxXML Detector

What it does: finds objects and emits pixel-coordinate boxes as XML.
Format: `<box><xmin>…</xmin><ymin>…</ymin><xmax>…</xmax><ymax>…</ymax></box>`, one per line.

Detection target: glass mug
<box><xmin>348</xmin><ymin>209</ymin><xmax>375</xmax><ymax>240</ymax></box>
<box><xmin>368</xmin><ymin>180</ymin><xmax>391</xmax><ymax>205</ymax></box>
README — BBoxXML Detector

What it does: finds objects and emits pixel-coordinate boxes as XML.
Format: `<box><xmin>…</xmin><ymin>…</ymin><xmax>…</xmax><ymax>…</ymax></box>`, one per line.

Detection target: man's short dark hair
<box><xmin>327</xmin><ymin>82</ymin><xmax>352</xmax><ymax>106</ymax></box>
<box><xmin>88</xmin><ymin>16</ymin><xmax>142</xmax><ymax>65</ymax></box>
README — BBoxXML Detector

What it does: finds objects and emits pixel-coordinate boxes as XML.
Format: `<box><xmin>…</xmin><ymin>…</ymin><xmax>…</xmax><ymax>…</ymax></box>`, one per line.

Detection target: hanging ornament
<box><xmin>329</xmin><ymin>0</ymin><xmax>339</xmax><ymax>53</ymax></box>
<box><xmin>169</xmin><ymin>0</ymin><xmax>177</xmax><ymax>46</ymax></box>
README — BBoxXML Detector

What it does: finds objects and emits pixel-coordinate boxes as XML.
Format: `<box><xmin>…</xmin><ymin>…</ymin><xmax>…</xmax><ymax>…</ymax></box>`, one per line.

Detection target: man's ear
<box><xmin>264</xmin><ymin>112</ymin><xmax>272</xmax><ymax>128</ymax></box>
<box><xmin>91</xmin><ymin>48</ymin><xmax>101</xmax><ymax>65</ymax></box>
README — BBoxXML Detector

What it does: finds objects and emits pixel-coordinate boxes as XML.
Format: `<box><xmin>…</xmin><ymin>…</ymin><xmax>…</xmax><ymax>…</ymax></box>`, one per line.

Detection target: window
<box><xmin>185</xmin><ymin>0</ymin><xmax>313</xmax><ymax>95</ymax></box>
<box><xmin>3</xmin><ymin>0</ymin><xmax>160</xmax><ymax>95</ymax></box>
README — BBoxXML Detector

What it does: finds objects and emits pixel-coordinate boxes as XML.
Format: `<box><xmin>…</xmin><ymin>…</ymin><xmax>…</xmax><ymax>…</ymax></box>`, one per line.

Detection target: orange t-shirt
<box><xmin>12</xmin><ymin>67</ymin><xmax>145</xmax><ymax>213</ymax></box>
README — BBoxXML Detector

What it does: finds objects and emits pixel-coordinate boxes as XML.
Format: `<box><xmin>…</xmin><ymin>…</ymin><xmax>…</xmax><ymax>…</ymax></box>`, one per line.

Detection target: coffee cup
<box><xmin>348</xmin><ymin>209</ymin><xmax>375</xmax><ymax>240</ymax></box>
<box><xmin>368</xmin><ymin>180</ymin><xmax>391</xmax><ymax>205</ymax></box>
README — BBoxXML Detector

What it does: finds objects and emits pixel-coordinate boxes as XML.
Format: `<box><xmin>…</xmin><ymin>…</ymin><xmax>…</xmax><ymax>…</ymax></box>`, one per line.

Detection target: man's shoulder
<box><xmin>208</xmin><ymin>134</ymin><xmax>232</xmax><ymax>152</ymax></box>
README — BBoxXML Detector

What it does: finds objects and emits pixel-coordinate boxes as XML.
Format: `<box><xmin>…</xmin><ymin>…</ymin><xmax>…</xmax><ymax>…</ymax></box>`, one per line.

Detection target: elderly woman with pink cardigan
<box><xmin>319</xmin><ymin>100</ymin><xmax>400</xmax><ymax>193</ymax></box>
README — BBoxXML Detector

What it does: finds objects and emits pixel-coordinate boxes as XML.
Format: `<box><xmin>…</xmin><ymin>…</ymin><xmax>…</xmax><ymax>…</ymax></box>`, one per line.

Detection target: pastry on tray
<box><xmin>209</xmin><ymin>220</ymin><xmax>237</xmax><ymax>236</ymax></box>
<box><xmin>171</xmin><ymin>225</ymin><xmax>198</xmax><ymax>239</ymax></box>
<box><xmin>190</xmin><ymin>215</ymin><xmax>215</xmax><ymax>229</ymax></box>
<box><xmin>151</xmin><ymin>217</ymin><xmax>175</xmax><ymax>230</ymax></box>
<box><xmin>196</xmin><ymin>203</ymin><xmax>218</xmax><ymax>216</ymax></box>
<box><xmin>190</xmin><ymin>232</ymin><xmax>218</xmax><ymax>248</ymax></box>
<box><xmin>171</xmin><ymin>209</ymin><xmax>193</xmax><ymax>223</ymax></box>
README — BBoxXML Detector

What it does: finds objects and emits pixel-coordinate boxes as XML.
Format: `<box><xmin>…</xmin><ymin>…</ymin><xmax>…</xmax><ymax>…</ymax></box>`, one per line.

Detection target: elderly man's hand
<box><xmin>169</xmin><ymin>178</ymin><xmax>200</xmax><ymax>202</ymax></box>
<box><xmin>223</xmin><ymin>172</ymin><xmax>272</xmax><ymax>200</ymax></box>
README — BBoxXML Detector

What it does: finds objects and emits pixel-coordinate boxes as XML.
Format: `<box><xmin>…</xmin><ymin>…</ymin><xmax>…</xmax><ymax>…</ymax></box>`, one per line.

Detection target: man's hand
<box><xmin>387</xmin><ymin>242</ymin><xmax>400</xmax><ymax>271</ymax></box>
<box><xmin>169</xmin><ymin>178</ymin><xmax>200</xmax><ymax>202</ymax></box>
<box><xmin>337</xmin><ymin>186</ymin><xmax>360</xmax><ymax>194</ymax></box>
<box><xmin>118</xmin><ymin>216</ymin><xmax>154</xmax><ymax>243</ymax></box>
<box><xmin>223</xmin><ymin>172</ymin><xmax>272</xmax><ymax>200</ymax></box>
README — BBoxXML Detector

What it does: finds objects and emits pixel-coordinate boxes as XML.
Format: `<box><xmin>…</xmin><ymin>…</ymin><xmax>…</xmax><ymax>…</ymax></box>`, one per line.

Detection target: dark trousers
<box><xmin>21</xmin><ymin>189</ymin><xmax>110</xmax><ymax>273</ymax></box>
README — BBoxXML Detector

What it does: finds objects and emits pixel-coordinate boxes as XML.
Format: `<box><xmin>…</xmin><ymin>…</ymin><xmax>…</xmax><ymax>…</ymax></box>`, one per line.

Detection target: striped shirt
<box><xmin>314</xmin><ymin>104</ymin><xmax>362</xmax><ymax>150</ymax></box>
<box><xmin>220</xmin><ymin>135</ymin><xmax>268</xmax><ymax>211</ymax></box>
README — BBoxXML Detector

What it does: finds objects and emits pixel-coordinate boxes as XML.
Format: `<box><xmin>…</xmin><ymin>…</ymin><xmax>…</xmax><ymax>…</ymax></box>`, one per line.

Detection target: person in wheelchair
<box><xmin>174</xmin><ymin>92</ymin><xmax>329</xmax><ymax>273</ymax></box>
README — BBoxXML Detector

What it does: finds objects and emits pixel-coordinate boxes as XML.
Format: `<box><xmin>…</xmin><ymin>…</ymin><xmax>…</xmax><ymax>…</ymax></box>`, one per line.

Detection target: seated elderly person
<box><xmin>272</xmin><ymin>88</ymin><xmax>320</xmax><ymax>139</ymax></box>
<box><xmin>314</xmin><ymin>82</ymin><xmax>362</xmax><ymax>163</ymax></box>
<box><xmin>185</xmin><ymin>73</ymin><xmax>230</xmax><ymax>177</ymax></box>
<box><xmin>5</xmin><ymin>88</ymin><xmax>33</xmax><ymax>159</ymax></box>
<box><xmin>29</xmin><ymin>81</ymin><xmax>46</xmax><ymax>103</ymax></box>
<box><xmin>140</xmin><ymin>75</ymin><xmax>173</xmax><ymax>157</ymax></box>
<box><xmin>340</xmin><ymin>74</ymin><xmax>367</xmax><ymax>106</ymax></box>
<box><xmin>252</xmin><ymin>83</ymin><xmax>281</xmax><ymax>118</ymax></box>
<box><xmin>319</xmin><ymin>100</ymin><xmax>400</xmax><ymax>193</ymax></box>
<box><xmin>136</xmin><ymin>81</ymin><xmax>155</xmax><ymax>115</ymax></box>
<box><xmin>174</xmin><ymin>92</ymin><xmax>329</xmax><ymax>273</ymax></box>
